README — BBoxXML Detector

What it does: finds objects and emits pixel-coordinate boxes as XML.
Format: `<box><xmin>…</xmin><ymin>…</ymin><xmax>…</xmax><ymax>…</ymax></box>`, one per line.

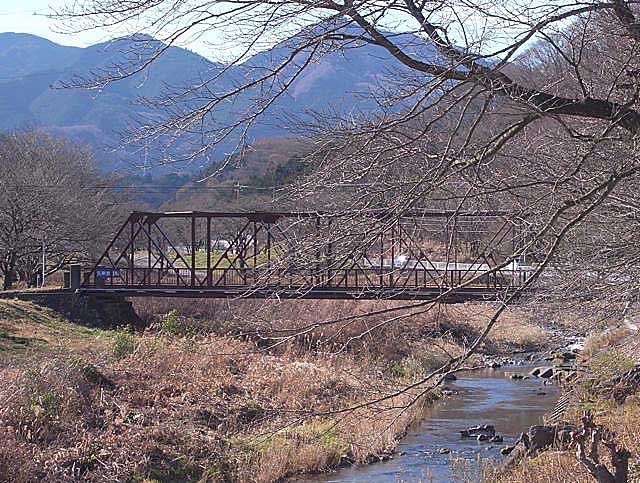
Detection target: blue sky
<box><xmin>0</xmin><ymin>1</ymin><xmax>108</xmax><ymax>45</ymax></box>
<box><xmin>0</xmin><ymin>0</ymin><xmax>218</xmax><ymax>58</ymax></box>
<box><xmin>0</xmin><ymin>0</ymin><xmax>534</xmax><ymax>63</ymax></box>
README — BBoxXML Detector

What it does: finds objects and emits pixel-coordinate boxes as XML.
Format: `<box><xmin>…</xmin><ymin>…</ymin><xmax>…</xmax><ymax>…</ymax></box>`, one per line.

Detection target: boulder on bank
<box><xmin>502</xmin><ymin>422</ymin><xmax>577</xmax><ymax>468</ymax></box>
<box><xmin>543</xmin><ymin>350</ymin><xmax>580</xmax><ymax>366</ymax></box>
<box><xmin>365</xmin><ymin>454</ymin><xmax>379</xmax><ymax>464</ymax></box>
<box><xmin>339</xmin><ymin>454</ymin><xmax>355</xmax><ymax>467</ymax></box>
<box><xmin>365</xmin><ymin>453</ymin><xmax>392</xmax><ymax>464</ymax></box>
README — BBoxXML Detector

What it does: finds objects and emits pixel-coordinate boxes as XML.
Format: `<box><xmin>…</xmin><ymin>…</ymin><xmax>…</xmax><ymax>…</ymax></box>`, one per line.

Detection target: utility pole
<box><xmin>41</xmin><ymin>235</ymin><xmax>46</xmax><ymax>288</ymax></box>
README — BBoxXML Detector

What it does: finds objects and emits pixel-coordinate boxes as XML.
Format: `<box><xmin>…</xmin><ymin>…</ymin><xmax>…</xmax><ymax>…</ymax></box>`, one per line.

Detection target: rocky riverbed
<box><xmin>293</xmin><ymin>322</ymin><xmax>586</xmax><ymax>482</ymax></box>
<box><xmin>297</xmin><ymin>364</ymin><xmax>562</xmax><ymax>482</ymax></box>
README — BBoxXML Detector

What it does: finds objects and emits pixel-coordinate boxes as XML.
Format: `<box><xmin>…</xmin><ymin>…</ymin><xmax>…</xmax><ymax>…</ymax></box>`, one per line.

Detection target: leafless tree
<box><xmin>0</xmin><ymin>130</ymin><xmax>120</xmax><ymax>289</ymax></box>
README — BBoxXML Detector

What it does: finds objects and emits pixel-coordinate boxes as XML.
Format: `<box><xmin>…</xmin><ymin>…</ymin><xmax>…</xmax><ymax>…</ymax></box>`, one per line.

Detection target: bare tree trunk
<box><xmin>573</xmin><ymin>412</ymin><xmax>631</xmax><ymax>483</ymax></box>
<box><xmin>1</xmin><ymin>255</ymin><xmax>16</xmax><ymax>290</ymax></box>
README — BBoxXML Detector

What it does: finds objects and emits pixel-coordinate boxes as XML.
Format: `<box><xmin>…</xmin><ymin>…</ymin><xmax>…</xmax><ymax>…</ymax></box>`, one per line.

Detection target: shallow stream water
<box><xmin>298</xmin><ymin>365</ymin><xmax>559</xmax><ymax>483</ymax></box>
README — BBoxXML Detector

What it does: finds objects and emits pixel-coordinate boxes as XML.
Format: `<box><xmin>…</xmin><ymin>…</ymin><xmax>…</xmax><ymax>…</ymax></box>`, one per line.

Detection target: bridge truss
<box><xmin>80</xmin><ymin>210</ymin><xmax>531</xmax><ymax>301</ymax></box>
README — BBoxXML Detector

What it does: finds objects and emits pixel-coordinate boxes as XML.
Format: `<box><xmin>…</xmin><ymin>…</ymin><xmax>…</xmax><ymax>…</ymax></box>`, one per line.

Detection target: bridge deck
<box><xmin>76</xmin><ymin>286</ymin><xmax>519</xmax><ymax>302</ymax></box>
<box><xmin>79</xmin><ymin>266</ymin><xmax>528</xmax><ymax>301</ymax></box>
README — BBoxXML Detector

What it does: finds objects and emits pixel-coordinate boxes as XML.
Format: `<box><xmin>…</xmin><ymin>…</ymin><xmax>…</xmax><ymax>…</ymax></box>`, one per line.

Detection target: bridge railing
<box><xmin>82</xmin><ymin>266</ymin><xmax>531</xmax><ymax>291</ymax></box>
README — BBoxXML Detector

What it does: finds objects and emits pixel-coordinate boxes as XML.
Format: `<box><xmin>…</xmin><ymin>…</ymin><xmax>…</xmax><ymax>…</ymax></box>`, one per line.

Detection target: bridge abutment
<box><xmin>0</xmin><ymin>291</ymin><xmax>143</xmax><ymax>329</ymax></box>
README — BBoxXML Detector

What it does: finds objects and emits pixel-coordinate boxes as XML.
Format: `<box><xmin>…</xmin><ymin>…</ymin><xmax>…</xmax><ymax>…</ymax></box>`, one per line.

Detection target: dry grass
<box><xmin>0</xmin><ymin>299</ymin><xmax>442</xmax><ymax>482</ymax></box>
<box><xmin>0</xmin><ymin>297</ymin><xmax>554</xmax><ymax>482</ymax></box>
<box><xmin>581</xmin><ymin>325</ymin><xmax>633</xmax><ymax>361</ymax></box>
<box><xmin>134</xmin><ymin>298</ymin><xmax>551</xmax><ymax>358</ymax></box>
<box><xmin>492</xmin><ymin>451</ymin><xmax>592</xmax><ymax>482</ymax></box>
<box><xmin>447</xmin><ymin>303</ymin><xmax>549</xmax><ymax>353</ymax></box>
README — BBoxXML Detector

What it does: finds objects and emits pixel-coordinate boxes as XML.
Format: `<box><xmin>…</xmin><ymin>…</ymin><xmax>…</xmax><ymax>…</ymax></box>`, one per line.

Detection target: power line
<box><xmin>15</xmin><ymin>182</ymin><xmax>377</xmax><ymax>191</ymax></box>
<box><xmin>14</xmin><ymin>183</ymin><xmax>286</xmax><ymax>191</ymax></box>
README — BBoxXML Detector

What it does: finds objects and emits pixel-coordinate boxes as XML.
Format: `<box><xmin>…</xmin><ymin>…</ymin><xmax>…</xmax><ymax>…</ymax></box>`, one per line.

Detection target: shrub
<box><xmin>387</xmin><ymin>354</ymin><xmax>446</xmax><ymax>379</ymax></box>
<box><xmin>159</xmin><ymin>310</ymin><xmax>195</xmax><ymax>337</ymax></box>
<box><xmin>70</xmin><ymin>358</ymin><xmax>115</xmax><ymax>388</ymax></box>
<box><xmin>112</xmin><ymin>326</ymin><xmax>137</xmax><ymax>358</ymax></box>
<box><xmin>32</xmin><ymin>388</ymin><xmax>60</xmax><ymax>420</ymax></box>
<box><xmin>417</xmin><ymin>352</ymin><xmax>448</xmax><ymax>373</ymax></box>
<box><xmin>387</xmin><ymin>361</ymin><xmax>408</xmax><ymax>378</ymax></box>
<box><xmin>237</xmin><ymin>402</ymin><xmax>265</xmax><ymax>425</ymax></box>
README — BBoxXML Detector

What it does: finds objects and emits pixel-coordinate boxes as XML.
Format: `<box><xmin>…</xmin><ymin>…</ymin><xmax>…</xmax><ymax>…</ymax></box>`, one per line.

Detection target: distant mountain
<box><xmin>0</xmin><ymin>33</ymin><xmax>82</xmax><ymax>80</ymax></box>
<box><xmin>167</xmin><ymin>136</ymin><xmax>310</xmax><ymax>212</ymax></box>
<box><xmin>0</xmin><ymin>30</ymin><xmax>435</xmax><ymax>173</ymax></box>
<box><xmin>0</xmin><ymin>33</ymin><xmax>225</xmax><ymax>172</ymax></box>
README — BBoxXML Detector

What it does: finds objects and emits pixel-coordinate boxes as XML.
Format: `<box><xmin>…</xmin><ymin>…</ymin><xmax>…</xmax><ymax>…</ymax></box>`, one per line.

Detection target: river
<box><xmin>298</xmin><ymin>365</ymin><xmax>559</xmax><ymax>482</ymax></box>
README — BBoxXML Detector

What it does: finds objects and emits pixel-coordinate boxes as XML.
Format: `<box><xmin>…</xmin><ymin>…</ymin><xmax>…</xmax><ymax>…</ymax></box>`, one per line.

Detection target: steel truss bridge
<box><xmin>79</xmin><ymin>210</ymin><xmax>532</xmax><ymax>302</ymax></box>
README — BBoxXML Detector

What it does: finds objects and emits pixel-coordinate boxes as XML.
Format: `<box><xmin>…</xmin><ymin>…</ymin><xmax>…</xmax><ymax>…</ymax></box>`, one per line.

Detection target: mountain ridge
<box><xmin>0</xmin><ymin>30</ymin><xmax>432</xmax><ymax>173</ymax></box>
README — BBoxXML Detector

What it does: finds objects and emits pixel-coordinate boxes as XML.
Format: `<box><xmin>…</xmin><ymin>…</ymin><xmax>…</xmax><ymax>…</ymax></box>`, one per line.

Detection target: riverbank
<box><xmin>493</xmin><ymin>325</ymin><xmax>640</xmax><ymax>482</ymax></box>
<box><xmin>0</xmin><ymin>298</ymin><xmax>558</xmax><ymax>481</ymax></box>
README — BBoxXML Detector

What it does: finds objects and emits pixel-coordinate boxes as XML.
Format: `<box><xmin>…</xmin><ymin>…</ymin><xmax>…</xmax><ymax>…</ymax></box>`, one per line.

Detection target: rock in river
<box><xmin>530</xmin><ymin>366</ymin><xmax>554</xmax><ymax>378</ymax></box>
<box><xmin>460</xmin><ymin>424</ymin><xmax>496</xmax><ymax>438</ymax></box>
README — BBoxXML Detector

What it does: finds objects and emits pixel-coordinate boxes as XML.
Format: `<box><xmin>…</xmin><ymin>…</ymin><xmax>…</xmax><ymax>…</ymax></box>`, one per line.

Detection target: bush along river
<box><xmin>299</xmin><ymin>363</ymin><xmax>563</xmax><ymax>482</ymax></box>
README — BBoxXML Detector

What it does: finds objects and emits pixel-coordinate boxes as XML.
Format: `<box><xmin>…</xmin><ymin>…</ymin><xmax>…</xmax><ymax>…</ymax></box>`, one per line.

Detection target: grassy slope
<box><xmin>0</xmin><ymin>301</ymin><xmax>432</xmax><ymax>482</ymax></box>
<box><xmin>0</xmin><ymin>300</ymin><xmax>110</xmax><ymax>360</ymax></box>
<box><xmin>0</xmin><ymin>299</ymin><xmax>551</xmax><ymax>482</ymax></box>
